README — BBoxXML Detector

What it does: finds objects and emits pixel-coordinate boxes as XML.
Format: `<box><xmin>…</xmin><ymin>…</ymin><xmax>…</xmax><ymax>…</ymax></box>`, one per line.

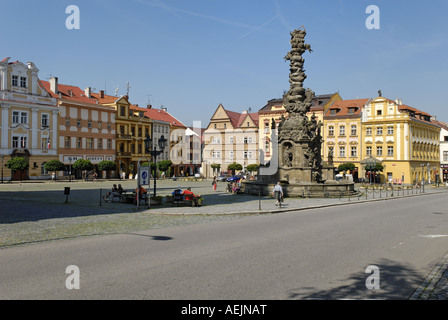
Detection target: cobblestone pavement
<box><xmin>1</xmin><ymin>178</ymin><xmax>447</xmax><ymax>299</ymax></box>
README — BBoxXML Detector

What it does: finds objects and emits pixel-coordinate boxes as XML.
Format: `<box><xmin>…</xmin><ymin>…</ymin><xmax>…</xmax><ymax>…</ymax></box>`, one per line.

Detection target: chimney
<box><xmin>85</xmin><ymin>87</ymin><xmax>91</xmax><ymax>98</ymax></box>
<box><xmin>147</xmin><ymin>104</ymin><xmax>152</xmax><ymax>109</ymax></box>
<box><xmin>162</xmin><ymin>107</ymin><xmax>167</xmax><ymax>112</ymax></box>
<box><xmin>49</xmin><ymin>77</ymin><xmax>58</xmax><ymax>94</ymax></box>
<box><xmin>100</xmin><ymin>90</ymin><xmax>104</xmax><ymax>98</ymax></box>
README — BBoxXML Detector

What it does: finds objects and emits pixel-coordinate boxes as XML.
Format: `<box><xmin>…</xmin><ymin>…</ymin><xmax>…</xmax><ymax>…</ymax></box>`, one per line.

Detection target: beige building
<box><xmin>203</xmin><ymin>104</ymin><xmax>259</xmax><ymax>177</ymax></box>
<box><xmin>0</xmin><ymin>57</ymin><xmax>58</xmax><ymax>180</ymax></box>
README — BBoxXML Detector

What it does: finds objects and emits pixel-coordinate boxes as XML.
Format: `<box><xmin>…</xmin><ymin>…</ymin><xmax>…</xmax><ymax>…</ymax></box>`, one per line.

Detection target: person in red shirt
<box><xmin>182</xmin><ymin>187</ymin><xmax>200</xmax><ymax>206</ymax></box>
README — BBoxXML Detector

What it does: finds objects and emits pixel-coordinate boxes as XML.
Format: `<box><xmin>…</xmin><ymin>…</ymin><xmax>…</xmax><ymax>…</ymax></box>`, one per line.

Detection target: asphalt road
<box><xmin>1</xmin><ymin>193</ymin><xmax>447</xmax><ymax>300</ymax></box>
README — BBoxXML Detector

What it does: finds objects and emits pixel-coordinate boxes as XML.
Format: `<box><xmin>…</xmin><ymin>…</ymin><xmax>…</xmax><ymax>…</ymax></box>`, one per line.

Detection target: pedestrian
<box><xmin>273</xmin><ymin>182</ymin><xmax>283</xmax><ymax>207</ymax></box>
<box><xmin>212</xmin><ymin>176</ymin><xmax>217</xmax><ymax>191</ymax></box>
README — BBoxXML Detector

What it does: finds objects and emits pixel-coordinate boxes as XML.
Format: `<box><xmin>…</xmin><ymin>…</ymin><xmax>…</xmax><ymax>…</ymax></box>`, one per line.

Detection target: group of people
<box><xmin>104</xmin><ymin>184</ymin><xmax>124</xmax><ymax>202</ymax></box>
<box><xmin>172</xmin><ymin>186</ymin><xmax>201</xmax><ymax>206</ymax></box>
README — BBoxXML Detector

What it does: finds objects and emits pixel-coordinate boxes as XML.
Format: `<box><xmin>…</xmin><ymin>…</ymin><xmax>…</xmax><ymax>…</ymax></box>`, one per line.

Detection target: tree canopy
<box><xmin>44</xmin><ymin>160</ymin><xmax>65</xmax><ymax>172</ymax></box>
<box><xmin>6</xmin><ymin>157</ymin><xmax>29</xmax><ymax>171</ymax></box>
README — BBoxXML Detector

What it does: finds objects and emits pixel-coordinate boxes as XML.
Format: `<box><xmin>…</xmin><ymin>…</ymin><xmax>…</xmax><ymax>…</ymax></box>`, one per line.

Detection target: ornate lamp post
<box><xmin>145</xmin><ymin>134</ymin><xmax>167</xmax><ymax>197</ymax></box>
<box><xmin>365</xmin><ymin>156</ymin><xmax>375</xmax><ymax>185</ymax></box>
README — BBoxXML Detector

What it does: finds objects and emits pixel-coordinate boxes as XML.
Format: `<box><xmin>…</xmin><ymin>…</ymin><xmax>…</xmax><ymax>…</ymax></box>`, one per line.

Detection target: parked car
<box><xmin>226</xmin><ymin>176</ymin><xmax>242</xmax><ymax>182</ymax></box>
<box><xmin>217</xmin><ymin>174</ymin><xmax>228</xmax><ymax>182</ymax></box>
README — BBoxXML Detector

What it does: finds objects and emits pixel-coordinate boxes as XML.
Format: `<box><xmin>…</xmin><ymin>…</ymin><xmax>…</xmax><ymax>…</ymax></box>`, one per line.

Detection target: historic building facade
<box><xmin>361</xmin><ymin>96</ymin><xmax>440</xmax><ymax>184</ymax></box>
<box><xmin>258</xmin><ymin>93</ymin><xmax>341</xmax><ymax>164</ymax></box>
<box><xmin>0</xmin><ymin>57</ymin><xmax>58</xmax><ymax>180</ymax></box>
<box><xmin>203</xmin><ymin>104</ymin><xmax>259</xmax><ymax>177</ymax></box>
<box><xmin>41</xmin><ymin>78</ymin><xmax>116</xmax><ymax>179</ymax></box>
<box><xmin>323</xmin><ymin>98</ymin><xmax>371</xmax><ymax>181</ymax></box>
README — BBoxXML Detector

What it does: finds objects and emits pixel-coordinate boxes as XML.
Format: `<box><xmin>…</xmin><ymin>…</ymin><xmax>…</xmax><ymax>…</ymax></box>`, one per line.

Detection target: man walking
<box><xmin>273</xmin><ymin>182</ymin><xmax>283</xmax><ymax>207</ymax></box>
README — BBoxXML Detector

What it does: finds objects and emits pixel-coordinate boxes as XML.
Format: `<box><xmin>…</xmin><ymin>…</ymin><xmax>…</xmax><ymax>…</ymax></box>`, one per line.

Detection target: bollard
<box><xmin>64</xmin><ymin>187</ymin><xmax>70</xmax><ymax>203</ymax></box>
<box><xmin>100</xmin><ymin>188</ymin><xmax>102</xmax><ymax>206</ymax></box>
<box><xmin>259</xmin><ymin>190</ymin><xmax>261</xmax><ymax>211</ymax></box>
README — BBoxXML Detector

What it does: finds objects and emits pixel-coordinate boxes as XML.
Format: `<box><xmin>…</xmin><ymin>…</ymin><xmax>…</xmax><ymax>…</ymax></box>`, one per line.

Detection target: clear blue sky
<box><xmin>2</xmin><ymin>0</ymin><xmax>448</xmax><ymax>127</ymax></box>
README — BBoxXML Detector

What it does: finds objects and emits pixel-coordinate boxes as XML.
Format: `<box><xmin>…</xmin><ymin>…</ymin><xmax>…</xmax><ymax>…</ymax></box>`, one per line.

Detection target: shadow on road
<box><xmin>286</xmin><ymin>259</ymin><xmax>425</xmax><ymax>300</ymax></box>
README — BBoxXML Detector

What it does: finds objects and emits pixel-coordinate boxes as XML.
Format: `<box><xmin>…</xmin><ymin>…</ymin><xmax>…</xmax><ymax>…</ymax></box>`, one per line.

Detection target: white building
<box><xmin>0</xmin><ymin>57</ymin><xmax>58</xmax><ymax>180</ymax></box>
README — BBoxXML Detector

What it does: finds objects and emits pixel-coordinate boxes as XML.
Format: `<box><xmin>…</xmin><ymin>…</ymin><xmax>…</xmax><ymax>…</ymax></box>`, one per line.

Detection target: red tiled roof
<box><xmin>40</xmin><ymin>80</ymin><xmax>100</xmax><ymax>105</ymax></box>
<box><xmin>144</xmin><ymin>107</ymin><xmax>187</xmax><ymax>128</ymax></box>
<box><xmin>325</xmin><ymin>98</ymin><xmax>369</xmax><ymax>117</ymax></box>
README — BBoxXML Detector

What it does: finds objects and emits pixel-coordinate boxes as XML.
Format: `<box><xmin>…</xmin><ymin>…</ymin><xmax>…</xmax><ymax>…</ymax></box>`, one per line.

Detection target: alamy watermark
<box><xmin>66</xmin><ymin>5</ymin><xmax>80</xmax><ymax>30</ymax></box>
<box><xmin>65</xmin><ymin>265</ymin><xmax>80</xmax><ymax>290</ymax></box>
<box><xmin>365</xmin><ymin>5</ymin><xmax>380</xmax><ymax>30</ymax></box>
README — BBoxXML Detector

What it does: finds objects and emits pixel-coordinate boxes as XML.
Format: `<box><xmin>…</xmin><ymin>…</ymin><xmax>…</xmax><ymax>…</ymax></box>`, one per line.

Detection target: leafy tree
<box><xmin>72</xmin><ymin>159</ymin><xmax>93</xmax><ymax>179</ymax></box>
<box><xmin>157</xmin><ymin>160</ymin><xmax>172</xmax><ymax>173</ymax></box>
<box><xmin>98</xmin><ymin>160</ymin><xmax>117</xmax><ymax>179</ymax></box>
<box><xmin>72</xmin><ymin>159</ymin><xmax>93</xmax><ymax>171</ymax></box>
<box><xmin>6</xmin><ymin>157</ymin><xmax>29</xmax><ymax>181</ymax></box>
<box><xmin>246</xmin><ymin>164</ymin><xmax>259</xmax><ymax>173</ymax></box>
<box><xmin>211</xmin><ymin>163</ymin><xmax>221</xmax><ymax>170</ymax></box>
<box><xmin>227</xmin><ymin>162</ymin><xmax>242</xmax><ymax>175</ymax></box>
<box><xmin>44</xmin><ymin>160</ymin><xmax>65</xmax><ymax>172</ymax></box>
<box><xmin>338</xmin><ymin>163</ymin><xmax>356</xmax><ymax>173</ymax></box>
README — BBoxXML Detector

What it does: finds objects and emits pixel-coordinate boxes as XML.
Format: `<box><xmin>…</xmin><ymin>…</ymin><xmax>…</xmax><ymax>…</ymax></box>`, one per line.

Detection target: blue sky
<box><xmin>2</xmin><ymin>0</ymin><xmax>448</xmax><ymax>127</ymax></box>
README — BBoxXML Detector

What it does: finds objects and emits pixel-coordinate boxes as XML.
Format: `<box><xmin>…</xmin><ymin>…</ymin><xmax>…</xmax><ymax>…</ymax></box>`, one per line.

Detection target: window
<box><xmin>387</xmin><ymin>126</ymin><xmax>394</xmax><ymax>135</ymax></box>
<box><xmin>247</xmin><ymin>122</ymin><xmax>250</xmax><ymax>127</ymax></box>
<box><xmin>87</xmin><ymin>138</ymin><xmax>93</xmax><ymax>149</ymax></box>
<box><xmin>224</xmin><ymin>123</ymin><xmax>227</xmax><ymax>129</ymax></box>
<box><xmin>376</xmin><ymin>127</ymin><xmax>383</xmax><ymax>135</ymax></box>
<box><xmin>65</xmin><ymin>118</ymin><xmax>70</xmax><ymax>127</ymax></box>
<box><xmin>12</xmin><ymin>136</ymin><xmax>19</xmax><ymax>148</ymax></box>
<box><xmin>351</xmin><ymin>146</ymin><xmax>357</xmax><ymax>157</ymax></box>
<box><xmin>377</xmin><ymin>146</ymin><xmax>383</xmax><ymax>156</ymax></box>
<box><xmin>387</xmin><ymin>146</ymin><xmax>394</xmax><ymax>156</ymax></box>
<box><xmin>12</xmin><ymin>111</ymin><xmax>19</xmax><ymax>123</ymax></box>
<box><xmin>377</xmin><ymin>109</ymin><xmax>382</xmax><ymax>116</ymax></box>
<box><xmin>214</xmin><ymin>124</ymin><xmax>217</xmax><ymax>129</ymax></box>
<box><xmin>98</xmin><ymin>139</ymin><xmax>103</xmax><ymax>149</ymax></box>
<box><xmin>13</xmin><ymin>111</ymin><xmax>28</xmax><ymax>124</ymax></box>
<box><xmin>131</xmin><ymin>144</ymin><xmax>135</xmax><ymax>154</ymax></box>
<box><xmin>339</xmin><ymin>126</ymin><xmax>345</xmax><ymax>136</ymax></box>
<box><xmin>244</xmin><ymin>151</ymin><xmax>248</xmax><ymax>159</ymax></box>
<box><xmin>229</xmin><ymin>151</ymin><xmax>234</xmax><ymax>160</ymax></box>
<box><xmin>65</xmin><ymin>137</ymin><xmax>71</xmax><ymax>148</ymax></box>
<box><xmin>87</xmin><ymin>120</ymin><xmax>92</xmax><ymax>128</ymax></box>
<box><xmin>21</xmin><ymin>112</ymin><xmax>27</xmax><ymax>124</ymax></box>
<box><xmin>20</xmin><ymin>76</ymin><xmax>27</xmax><ymax>88</ymax></box>
<box><xmin>444</xmin><ymin>151</ymin><xmax>448</xmax><ymax>162</ymax></box>
<box><xmin>366</xmin><ymin>146</ymin><xmax>372</xmax><ymax>156</ymax></box>
<box><xmin>138</xmin><ymin>143</ymin><xmax>142</xmax><ymax>154</ymax></box>
<box><xmin>120</xmin><ymin>106</ymin><xmax>126</xmax><ymax>116</ymax></box>
<box><xmin>244</xmin><ymin>137</ymin><xmax>248</xmax><ymax>144</ymax></box>
<box><xmin>229</xmin><ymin>137</ymin><xmax>234</xmax><ymax>144</ymax></box>
<box><xmin>108</xmin><ymin>139</ymin><xmax>112</xmax><ymax>149</ymax></box>
<box><xmin>366</xmin><ymin>127</ymin><xmax>372</xmax><ymax>136</ymax></box>
<box><xmin>77</xmin><ymin>137</ymin><xmax>82</xmax><ymax>149</ymax></box>
<box><xmin>107</xmin><ymin>122</ymin><xmax>111</xmax><ymax>131</ymax></box>
<box><xmin>248</xmin><ymin>137</ymin><xmax>253</xmax><ymax>144</ymax></box>
<box><xmin>41</xmin><ymin>114</ymin><xmax>49</xmax><ymax>127</ymax></box>
<box><xmin>328</xmin><ymin>146</ymin><xmax>334</xmax><ymax>156</ymax></box>
<box><xmin>77</xmin><ymin>119</ymin><xmax>81</xmax><ymax>128</ymax></box>
<box><xmin>41</xmin><ymin>162</ymin><xmax>48</xmax><ymax>175</ymax></box>
<box><xmin>328</xmin><ymin>126</ymin><xmax>334</xmax><ymax>136</ymax></box>
<box><xmin>98</xmin><ymin>121</ymin><xmax>102</xmax><ymax>130</ymax></box>
<box><xmin>138</xmin><ymin>127</ymin><xmax>142</xmax><ymax>137</ymax></box>
<box><xmin>351</xmin><ymin>125</ymin><xmax>357</xmax><ymax>136</ymax></box>
<box><xmin>339</xmin><ymin>146</ymin><xmax>345</xmax><ymax>157</ymax></box>
<box><xmin>12</xmin><ymin>75</ymin><xmax>18</xmax><ymax>87</ymax></box>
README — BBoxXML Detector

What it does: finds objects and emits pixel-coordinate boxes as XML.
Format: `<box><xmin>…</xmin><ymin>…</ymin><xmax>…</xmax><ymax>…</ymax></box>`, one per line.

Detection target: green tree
<box><xmin>6</xmin><ymin>157</ymin><xmax>29</xmax><ymax>181</ymax></box>
<box><xmin>337</xmin><ymin>163</ymin><xmax>356</xmax><ymax>173</ymax></box>
<box><xmin>227</xmin><ymin>162</ymin><xmax>243</xmax><ymax>175</ymax></box>
<box><xmin>246</xmin><ymin>164</ymin><xmax>259</xmax><ymax>173</ymax></box>
<box><xmin>72</xmin><ymin>159</ymin><xmax>93</xmax><ymax>179</ymax></box>
<box><xmin>98</xmin><ymin>160</ymin><xmax>117</xmax><ymax>179</ymax></box>
<box><xmin>44</xmin><ymin>160</ymin><xmax>65</xmax><ymax>172</ymax></box>
<box><xmin>157</xmin><ymin>160</ymin><xmax>172</xmax><ymax>173</ymax></box>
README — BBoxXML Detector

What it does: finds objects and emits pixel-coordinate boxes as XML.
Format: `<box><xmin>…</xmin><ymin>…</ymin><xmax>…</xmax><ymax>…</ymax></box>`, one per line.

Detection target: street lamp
<box><xmin>420</xmin><ymin>163</ymin><xmax>425</xmax><ymax>192</ymax></box>
<box><xmin>145</xmin><ymin>134</ymin><xmax>167</xmax><ymax>197</ymax></box>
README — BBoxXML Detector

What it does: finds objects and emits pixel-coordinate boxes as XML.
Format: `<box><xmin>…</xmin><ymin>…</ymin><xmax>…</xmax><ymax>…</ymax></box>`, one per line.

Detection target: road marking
<box><xmin>419</xmin><ymin>235</ymin><xmax>448</xmax><ymax>239</ymax></box>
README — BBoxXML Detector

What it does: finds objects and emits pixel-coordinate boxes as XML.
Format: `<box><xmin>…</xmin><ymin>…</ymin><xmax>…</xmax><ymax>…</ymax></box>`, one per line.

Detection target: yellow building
<box><xmin>91</xmin><ymin>91</ymin><xmax>152</xmax><ymax>178</ymax></box>
<box><xmin>323</xmin><ymin>98</ymin><xmax>371</xmax><ymax>180</ymax></box>
<box><xmin>0</xmin><ymin>57</ymin><xmax>58</xmax><ymax>180</ymax></box>
<box><xmin>258</xmin><ymin>93</ymin><xmax>341</xmax><ymax>163</ymax></box>
<box><xmin>361</xmin><ymin>96</ymin><xmax>440</xmax><ymax>184</ymax></box>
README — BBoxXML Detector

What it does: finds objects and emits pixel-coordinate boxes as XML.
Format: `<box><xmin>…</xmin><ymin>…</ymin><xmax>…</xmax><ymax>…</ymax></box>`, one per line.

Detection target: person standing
<box><xmin>273</xmin><ymin>182</ymin><xmax>284</xmax><ymax>207</ymax></box>
<box><xmin>212</xmin><ymin>176</ymin><xmax>217</xmax><ymax>191</ymax></box>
